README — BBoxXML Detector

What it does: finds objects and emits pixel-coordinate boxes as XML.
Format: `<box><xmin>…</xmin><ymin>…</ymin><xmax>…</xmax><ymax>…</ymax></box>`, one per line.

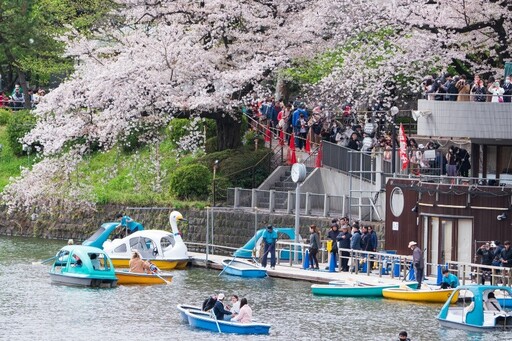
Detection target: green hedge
<box><xmin>0</xmin><ymin>109</ymin><xmax>12</xmax><ymax>126</ymax></box>
<box><xmin>6</xmin><ymin>110</ymin><xmax>37</xmax><ymax>156</ymax></box>
<box><xmin>169</xmin><ymin>163</ymin><xmax>211</xmax><ymax>200</ymax></box>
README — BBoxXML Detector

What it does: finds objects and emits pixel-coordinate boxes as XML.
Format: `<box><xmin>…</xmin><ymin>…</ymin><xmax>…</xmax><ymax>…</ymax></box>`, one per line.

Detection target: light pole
<box><xmin>390</xmin><ymin>106</ymin><xmax>399</xmax><ymax>177</ymax></box>
<box><xmin>212</xmin><ymin>160</ymin><xmax>219</xmax><ymax>253</ymax></box>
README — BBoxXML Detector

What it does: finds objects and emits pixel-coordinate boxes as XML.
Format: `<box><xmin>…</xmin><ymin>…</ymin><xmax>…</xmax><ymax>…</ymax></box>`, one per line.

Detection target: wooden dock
<box><xmin>188</xmin><ymin>252</ymin><xmax>423</xmax><ymax>286</ymax></box>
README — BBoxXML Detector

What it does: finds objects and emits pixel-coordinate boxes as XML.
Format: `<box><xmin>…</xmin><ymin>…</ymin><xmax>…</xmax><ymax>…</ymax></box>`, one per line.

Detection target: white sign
<box><xmin>392</xmin><ymin>221</ymin><xmax>399</xmax><ymax>231</ymax></box>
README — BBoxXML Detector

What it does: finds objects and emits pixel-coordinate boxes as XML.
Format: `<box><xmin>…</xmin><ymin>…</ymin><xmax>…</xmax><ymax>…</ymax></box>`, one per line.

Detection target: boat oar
<box><xmin>212</xmin><ymin>311</ymin><xmax>222</xmax><ymax>334</ymax></box>
<box><xmin>154</xmin><ymin>272</ymin><xmax>171</xmax><ymax>285</ymax></box>
<box><xmin>148</xmin><ymin>262</ymin><xmax>171</xmax><ymax>285</ymax></box>
<box><xmin>35</xmin><ymin>256</ymin><xmax>57</xmax><ymax>265</ymax></box>
<box><xmin>218</xmin><ymin>256</ymin><xmax>237</xmax><ymax>277</ymax></box>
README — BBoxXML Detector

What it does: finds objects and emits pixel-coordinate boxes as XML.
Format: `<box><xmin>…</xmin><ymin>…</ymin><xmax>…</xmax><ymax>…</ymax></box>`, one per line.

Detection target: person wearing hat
<box><xmin>408</xmin><ymin>241</ymin><xmax>424</xmax><ymax>289</ymax></box>
<box><xmin>212</xmin><ymin>293</ymin><xmax>232</xmax><ymax>321</ymax></box>
<box><xmin>261</xmin><ymin>225</ymin><xmax>278</xmax><ymax>269</ymax></box>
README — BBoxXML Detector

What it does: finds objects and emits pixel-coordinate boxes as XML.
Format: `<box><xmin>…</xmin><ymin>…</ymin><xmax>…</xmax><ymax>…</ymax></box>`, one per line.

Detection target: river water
<box><xmin>0</xmin><ymin>236</ymin><xmax>509</xmax><ymax>341</ymax></box>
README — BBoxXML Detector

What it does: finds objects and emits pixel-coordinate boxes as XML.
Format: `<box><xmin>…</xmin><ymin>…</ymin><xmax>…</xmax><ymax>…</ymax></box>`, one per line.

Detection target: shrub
<box><xmin>169</xmin><ymin>164</ymin><xmax>211</xmax><ymax>200</ymax></box>
<box><xmin>242</xmin><ymin>130</ymin><xmax>265</xmax><ymax>146</ymax></box>
<box><xmin>204</xmin><ymin>136</ymin><xmax>218</xmax><ymax>153</ymax></box>
<box><xmin>6</xmin><ymin>110</ymin><xmax>37</xmax><ymax>156</ymax></box>
<box><xmin>0</xmin><ymin>109</ymin><xmax>12</xmax><ymax>126</ymax></box>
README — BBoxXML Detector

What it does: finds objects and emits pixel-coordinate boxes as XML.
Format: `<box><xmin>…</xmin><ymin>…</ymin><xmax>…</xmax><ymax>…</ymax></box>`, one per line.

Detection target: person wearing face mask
<box><xmin>503</xmin><ymin>75</ymin><xmax>512</xmax><ymax>103</ymax></box>
<box><xmin>488</xmin><ymin>80</ymin><xmax>504</xmax><ymax>102</ymax></box>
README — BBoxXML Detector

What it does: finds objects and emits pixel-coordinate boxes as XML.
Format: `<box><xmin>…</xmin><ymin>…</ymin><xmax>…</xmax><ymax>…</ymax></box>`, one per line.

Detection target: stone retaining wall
<box><xmin>0</xmin><ymin>206</ymin><xmax>384</xmax><ymax>251</ymax></box>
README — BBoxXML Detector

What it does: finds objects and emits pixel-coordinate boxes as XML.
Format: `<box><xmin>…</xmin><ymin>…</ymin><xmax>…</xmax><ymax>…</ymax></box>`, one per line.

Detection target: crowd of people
<box><xmin>475</xmin><ymin>240</ymin><xmax>512</xmax><ymax>285</ymax></box>
<box><xmin>247</xmin><ymin>94</ymin><xmax>478</xmax><ymax>179</ymax></box>
<box><xmin>422</xmin><ymin>73</ymin><xmax>512</xmax><ymax>103</ymax></box>
<box><xmin>0</xmin><ymin>84</ymin><xmax>46</xmax><ymax>109</ymax></box>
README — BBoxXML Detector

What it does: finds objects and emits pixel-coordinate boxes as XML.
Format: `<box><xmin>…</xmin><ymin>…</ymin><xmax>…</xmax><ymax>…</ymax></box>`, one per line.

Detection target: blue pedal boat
<box><xmin>183</xmin><ymin>308</ymin><xmax>271</xmax><ymax>335</ymax></box>
<box><xmin>49</xmin><ymin>245</ymin><xmax>117</xmax><ymax>288</ymax></box>
<box><xmin>437</xmin><ymin>285</ymin><xmax>512</xmax><ymax>331</ymax></box>
<box><xmin>221</xmin><ymin>259</ymin><xmax>267</xmax><ymax>278</ymax></box>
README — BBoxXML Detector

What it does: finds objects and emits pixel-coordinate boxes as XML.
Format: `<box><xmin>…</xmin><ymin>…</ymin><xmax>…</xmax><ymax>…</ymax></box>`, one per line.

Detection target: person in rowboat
<box><xmin>229</xmin><ymin>295</ymin><xmax>240</xmax><ymax>315</ymax></box>
<box><xmin>231</xmin><ymin>298</ymin><xmax>252</xmax><ymax>323</ymax></box>
<box><xmin>408</xmin><ymin>241</ymin><xmax>424</xmax><ymax>289</ymax></box>
<box><xmin>202</xmin><ymin>294</ymin><xmax>217</xmax><ymax>311</ymax></box>
<box><xmin>129</xmin><ymin>251</ymin><xmax>151</xmax><ymax>273</ymax></box>
<box><xmin>397</xmin><ymin>331</ymin><xmax>411</xmax><ymax>341</ymax></box>
<box><xmin>212</xmin><ymin>293</ymin><xmax>232</xmax><ymax>321</ymax></box>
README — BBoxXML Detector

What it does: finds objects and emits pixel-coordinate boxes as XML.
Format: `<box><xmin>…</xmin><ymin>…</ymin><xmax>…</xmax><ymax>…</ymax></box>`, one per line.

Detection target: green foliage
<box><xmin>201</xmin><ymin>146</ymin><xmax>271</xmax><ymax>189</ymax></box>
<box><xmin>282</xmin><ymin>27</ymin><xmax>398</xmax><ymax>86</ymax></box>
<box><xmin>205</xmin><ymin>136</ymin><xmax>218</xmax><ymax>153</ymax></box>
<box><xmin>6</xmin><ymin>111</ymin><xmax>37</xmax><ymax>156</ymax></box>
<box><xmin>169</xmin><ymin>164</ymin><xmax>211</xmax><ymax>200</ymax></box>
<box><xmin>0</xmin><ymin>126</ymin><xmax>36</xmax><ymax>190</ymax></box>
<box><xmin>167</xmin><ymin>119</ymin><xmax>190</xmax><ymax>147</ymax></box>
<box><xmin>0</xmin><ymin>0</ymin><xmax>116</xmax><ymax>87</ymax></box>
<box><xmin>0</xmin><ymin>109</ymin><xmax>12</xmax><ymax>126</ymax></box>
<box><xmin>242</xmin><ymin>130</ymin><xmax>265</xmax><ymax>146</ymax></box>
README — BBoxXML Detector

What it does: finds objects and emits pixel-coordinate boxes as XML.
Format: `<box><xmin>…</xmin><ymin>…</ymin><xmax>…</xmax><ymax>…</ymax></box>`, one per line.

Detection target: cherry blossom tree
<box><xmin>3</xmin><ymin>0</ymin><xmax>510</xmax><ymax>213</ymax></box>
<box><xmin>306</xmin><ymin>0</ymin><xmax>511</xmax><ymax>109</ymax></box>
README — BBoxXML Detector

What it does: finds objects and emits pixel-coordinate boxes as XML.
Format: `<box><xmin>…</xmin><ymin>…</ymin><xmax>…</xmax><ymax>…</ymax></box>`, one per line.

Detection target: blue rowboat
<box><xmin>311</xmin><ymin>281</ymin><xmax>418</xmax><ymax>297</ymax></box>
<box><xmin>437</xmin><ymin>285</ymin><xmax>512</xmax><ymax>331</ymax></box>
<box><xmin>221</xmin><ymin>259</ymin><xmax>267</xmax><ymax>278</ymax></box>
<box><xmin>183</xmin><ymin>308</ymin><xmax>271</xmax><ymax>335</ymax></box>
<box><xmin>49</xmin><ymin>245</ymin><xmax>117</xmax><ymax>288</ymax></box>
<box><xmin>176</xmin><ymin>304</ymin><xmax>209</xmax><ymax>323</ymax></box>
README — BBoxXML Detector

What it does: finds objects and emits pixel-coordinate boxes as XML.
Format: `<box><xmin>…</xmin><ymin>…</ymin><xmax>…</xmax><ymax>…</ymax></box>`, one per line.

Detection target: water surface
<box><xmin>0</xmin><ymin>236</ymin><xmax>509</xmax><ymax>340</ymax></box>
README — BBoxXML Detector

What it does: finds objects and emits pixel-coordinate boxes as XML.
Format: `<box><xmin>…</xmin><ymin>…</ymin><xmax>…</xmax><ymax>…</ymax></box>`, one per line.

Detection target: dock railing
<box><xmin>442</xmin><ymin>260</ymin><xmax>512</xmax><ymax>287</ymax></box>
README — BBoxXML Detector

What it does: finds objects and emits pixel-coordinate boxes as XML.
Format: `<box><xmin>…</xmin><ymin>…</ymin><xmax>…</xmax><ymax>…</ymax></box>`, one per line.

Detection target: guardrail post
<box><xmin>269</xmin><ymin>189</ymin><xmax>275</xmax><ymax>213</ymax></box>
<box><xmin>323</xmin><ymin>194</ymin><xmax>329</xmax><ymax>217</ymax></box>
<box><xmin>287</xmin><ymin>191</ymin><xmax>293</xmax><ymax>214</ymax></box>
<box><xmin>234</xmin><ymin>187</ymin><xmax>240</xmax><ymax>208</ymax></box>
<box><xmin>305</xmin><ymin>192</ymin><xmax>311</xmax><ymax>215</ymax></box>
<box><xmin>251</xmin><ymin>188</ymin><xmax>257</xmax><ymax>209</ymax></box>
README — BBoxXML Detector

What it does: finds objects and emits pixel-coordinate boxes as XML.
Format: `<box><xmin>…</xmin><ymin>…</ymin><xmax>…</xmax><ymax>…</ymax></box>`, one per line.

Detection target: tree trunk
<box><xmin>216</xmin><ymin>113</ymin><xmax>242</xmax><ymax>151</ymax></box>
<box><xmin>275</xmin><ymin>74</ymin><xmax>290</xmax><ymax>103</ymax></box>
<box><xmin>17</xmin><ymin>71</ymin><xmax>31</xmax><ymax>109</ymax></box>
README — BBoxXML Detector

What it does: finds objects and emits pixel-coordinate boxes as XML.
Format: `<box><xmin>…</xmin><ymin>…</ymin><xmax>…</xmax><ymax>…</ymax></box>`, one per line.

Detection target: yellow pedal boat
<box><xmin>382</xmin><ymin>287</ymin><xmax>459</xmax><ymax>303</ymax></box>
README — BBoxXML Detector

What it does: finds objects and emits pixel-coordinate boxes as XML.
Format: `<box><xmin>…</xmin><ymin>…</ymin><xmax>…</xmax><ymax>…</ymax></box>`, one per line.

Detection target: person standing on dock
<box><xmin>261</xmin><ymin>225</ymin><xmax>278</xmax><ymax>269</ymax></box>
<box><xmin>408</xmin><ymin>241</ymin><xmax>424</xmax><ymax>289</ymax></box>
<box><xmin>308</xmin><ymin>225</ymin><xmax>321</xmax><ymax>270</ymax></box>
<box><xmin>499</xmin><ymin>241</ymin><xmax>512</xmax><ymax>285</ymax></box>
<box><xmin>337</xmin><ymin>225</ymin><xmax>352</xmax><ymax>272</ymax></box>
<box><xmin>326</xmin><ymin>221</ymin><xmax>339</xmax><ymax>269</ymax></box>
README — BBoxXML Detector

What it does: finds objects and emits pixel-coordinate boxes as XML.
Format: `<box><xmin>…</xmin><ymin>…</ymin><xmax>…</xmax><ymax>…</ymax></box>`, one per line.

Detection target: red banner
<box><xmin>399</xmin><ymin>123</ymin><xmax>409</xmax><ymax>170</ymax></box>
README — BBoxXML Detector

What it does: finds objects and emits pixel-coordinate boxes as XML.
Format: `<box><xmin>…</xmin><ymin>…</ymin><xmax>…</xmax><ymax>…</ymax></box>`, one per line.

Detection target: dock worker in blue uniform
<box><xmin>440</xmin><ymin>268</ymin><xmax>459</xmax><ymax>289</ymax></box>
<box><xmin>261</xmin><ymin>225</ymin><xmax>278</xmax><ymax>269</ymax></box>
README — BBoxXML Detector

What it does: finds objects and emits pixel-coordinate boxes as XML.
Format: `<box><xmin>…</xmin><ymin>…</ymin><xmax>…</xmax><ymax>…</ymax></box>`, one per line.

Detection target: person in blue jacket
<box><xmin>261</xmin><ymin>225</ymin><xmax>278</xmax><ymax>269</ymax></box>
<box><xmin>440</xmin><ymin>269</ymin><xmax>459</xmax><ymax>289</ymax></box>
